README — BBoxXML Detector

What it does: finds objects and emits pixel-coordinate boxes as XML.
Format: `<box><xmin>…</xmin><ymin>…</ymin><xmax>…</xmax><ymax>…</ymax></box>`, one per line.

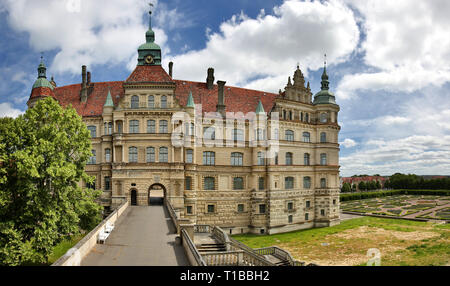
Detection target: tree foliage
<box><xmin>0</xmin><ymin>98</ymin><xmax>102</xmax><ymax>265</ymax></box>
<box><xmin>341</xmin><ymin>182</ymin><xmax>351</xmax><ymax>193</ymax></box>
<box><xmin>389</xmin><ymin>173</ymin><xmax>450</xmax><ymax>190</ymax></box>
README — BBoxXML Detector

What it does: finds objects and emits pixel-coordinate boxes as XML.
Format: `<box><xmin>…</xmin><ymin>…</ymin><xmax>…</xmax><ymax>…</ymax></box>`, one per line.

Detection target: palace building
<box><xmin>27</xmin><ymin>9</ymin><xmax>341</xmax><ymax>234</ymax></box>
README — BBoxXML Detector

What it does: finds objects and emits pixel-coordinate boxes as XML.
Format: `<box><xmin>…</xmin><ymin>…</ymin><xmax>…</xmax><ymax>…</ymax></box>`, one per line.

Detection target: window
<box><xmin>129</xmin><ymin>120</ymin><xmax>139</xmax><ymax>133</ymax></box>
<box><xmin>161</xmin><ymin>95</ymin><xmax>167</xmax><ymax>108</ymax></box>
<box><xmin>321</xmin><ymin>209</ymin><xmax>325</xmax><ymax>216</ymax></box>
<box><xmin>286</xmin><ymin>152</ymin><xmax>293</xmax><ymax>165</ymax></box>
<box><xmin>256</xmin><ymin>129</ymin><xmax>265</xmax><ymax>141</ymax></box>
<box><xmin>105</xmin><ymin>148</ymin><xmax>111</xmax><ymax>162</ymax></box>
<box><xmin>207</xmin><ymin>205</ymin><xmax>215</xmax><ymax>213</ymax></box>
<box><xmin>204</xmin><ymin>177</ymin><xmax>215</xmax><ymax>190</ymax></box>
<box><xmin>287</xmin><ymin>202</ymin><xmax>294</xmax><ymax>210</ymax></box>
<box><xmin>148</xmin><ymin>95</ymin><xmax>154</xmax><ymax>109</ymax></box>
<box><xmin>233</xmin><ymin>177</ymin><xmax>244</xmax><ymax>190</ymax></box>
<box><xmin>273</xmin><ymin>128</ymin><xmax>279</xmax><ymax>140</ymax></box>
<box><xmin>320</xmin><ymin>113</ymin><xmax>327</xmax><ymax>123</ymax></box>
<box><xmin>321</xmin><ymin>178</ymin><xmax>327</xmax><ymax>188</ymax></box>
<box><xmin>303</xmin><ymin>177</ymin><xmax>311</xmax><ymax>189</ymax></box>
<box><xmin>147</xmin><ymin>120</ymin><xmax>156</xmax><ymax>133</ymax></box>
<box><xmin>203</xmin><ymin>127</ymin><xmax>215</xmax><ymax>140</ymax></box>
<box><xmin>186</xmin><ymin>149</ymin><xmax>193</xmax><ymax>164</ymax></box>
<box><xmin>300</xmin><ymin>112</ymin><xmax>303</xmax><ymax>122</ymax></box>
<box><xmin>88</xmin><ymin>150</ymin><xmax>96</xmax><ymax>164</ymax></box>
<box><xmin>131</xmin><ymin>95</ymin><xmax>139</xmax><ymax>109</ymax></box>
<box><xmin>232</xmin><ymin>129</ymin><xmax>244</xmax><ymax>141</ymax></box>
<box><xmin>289</xmin><ymin>111</ymin><xmax>293</xmax><ymax>120</ymax></box>
<box><xmin>257</xmin><ymin>152</ymin><xmax>265</xmax><ymax>166</ymax></box>
<box><xmin>259</xmin><ymin>204</ymin><xmax>266</xmax><ymax>214</ymax></box>
<box><xmin>306</xmin><ymin>201</ymin><xmax>311</xmax><ymax>208</ymax></box>
<box><xmin>237</xmin><ymin>204</ymin><xmax>244</xmax><ymax>213</ymax></box>
<box><xmin>185</xmin><ymin>176</ymin><xmax>192</xmax><ymax>190</ymax></box>
<box><xmin>275</xmin><ymin>152</ymin><xmax>279</xmax><ymax>165</ymax></box>
<box><xmin>159</xmin><ymin>120</ymin><xmax>168</xmax><ymax>133</ymax></box>
<box><xmin>185</xmin><ymin>122</ymin><xmax>195</xmax><ymax>136</ymax></box>
<box><xmin>283</xmin><ymin>110</ymin><xmax>287</xmax><ymax>120</ymax></box>
<box><xmin>231</xmin><ymin>152</ymin><xmax>243</xmax><ymax>166</ymax></box>
<box><xmin>117</xmin><ymin>121</ymin><xmax>123</xmax><ymax>134</ymax></box>
<box><xmin>203</xmin><ymin>152</ymin><xmax>215</xmax><ymax>165</ymax></box>
<box><xmin>258</xmin><ymin>177</ymin><xmax>265</xmax><ymax>190</ymax></box>
<box><xmin>285</xmin><ymin>130</ymin><xmax>294</xmax><ymax>141</ymax></box>
<box><xmin>303</xmin><ymin>132</ymin><xmax>311</xmax><ymax>143</ymax></box>
<box><xmin>285</xmin><ymin>177</ymin><xmax>294</xmax><ymax>189</ymax></box>
<box><xmin>146</xmin><ymin>147</ymin><xmax>155</xmax><ymax>163</ymax></box>
<box><xmin>87</xmin><ymin>126</ymin><xmax>97</xmax><ymax>138</ymax></box>
<box><xmin>104</xmin><ymin>122</ymin><xmax>112</xmax><ymax>135</ymax></box>
<box><xmin>333</xmin><ymin>199</ymin><xmax>336</xmax><ymax>205</ymax></box>
<box><xmin>129</xmin><ymin>147</ymin><xmax>138</xmax><ymax>163</ymax></box>
<box><xmin>86</xmin><ymin>181</ymin><xmax>96</xmax><ymax>190</ymax></box>
<box><xmin>288</xmin><ymin>215</ymin><xmax>293</xmax><ymax>223</ymax></box>
<box><xmin>159</xmin><ymin>147</ymin><xmax>168</xmax><ymax>163</ymax></box>
<box><xmin>186</xmin><ymin>206</ymin><xmax>193</xmax><ymax>214</ymax></box>
<box><xmin>304</xmin><ymin>153</ymin><xmax>310</xmax><ymax>166</ymax></box>
<box><xmin>305</xmin><ymin>213</ymin><xmax>309</xmax><ymax>221</ymax></box>
<box><xmin>320</xmin><ymin>132</ymin><xmax>327</xmax><ymax>143</ymax></box>
<box><xmin>321</xmin><ymin>153</ymin><xmax>327</xmax><ymax>165</ymax></box>
<box><xmin>104</xmin><ymin>177</ymin><xmax>111</xmax><ymax>191</ymax></box>
<box><xmin>305</xmin><ymin>113</ymin><xmax>309</xmax><ymax>122</ymax></box>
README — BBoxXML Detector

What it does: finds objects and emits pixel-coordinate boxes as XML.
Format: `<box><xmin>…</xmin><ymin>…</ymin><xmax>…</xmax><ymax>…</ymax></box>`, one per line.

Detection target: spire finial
<box><xmin>148</xmin><ymin>2</ymin><xmax>154</xmax><ymax>29</ymax></box>
<box><xmin>324</xmin><ymin>53</ymin><xmax>327</xmax><ymax>68</ymax></box>
<box><xmin>297</xmin><ymin>62</ymin><xmax>300</xmax><ymax>70</ymax></box>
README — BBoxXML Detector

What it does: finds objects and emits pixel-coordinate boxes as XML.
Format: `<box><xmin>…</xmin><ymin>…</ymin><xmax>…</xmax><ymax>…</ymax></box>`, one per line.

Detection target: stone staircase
<box><xmin>197</xmin><ymin>242</ymin><xmax>227</xmax><ymax>254</ymax></box>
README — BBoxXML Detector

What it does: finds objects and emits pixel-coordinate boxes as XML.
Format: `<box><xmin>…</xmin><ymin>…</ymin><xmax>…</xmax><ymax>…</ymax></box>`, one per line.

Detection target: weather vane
<box><xmin>149</xmin><ymin>2</ymin><xmax>154</xmax><ymax>14</ymax></box>
<box><xmin>324</xmin><ymin>53</ymin><xmax>327</xmax><ymax>67</ymax></box>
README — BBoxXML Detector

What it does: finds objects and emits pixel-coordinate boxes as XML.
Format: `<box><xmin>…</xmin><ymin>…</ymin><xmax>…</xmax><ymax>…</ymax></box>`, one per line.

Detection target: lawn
<box><xmin>47</xmin><ymin>234</ymin><xmax>85</xmax><ymax>265</ymax></box>
<box><xmin>232</xmin><ymin>217</ymin><xmax>450</xmax><ymax>266</ymax></box>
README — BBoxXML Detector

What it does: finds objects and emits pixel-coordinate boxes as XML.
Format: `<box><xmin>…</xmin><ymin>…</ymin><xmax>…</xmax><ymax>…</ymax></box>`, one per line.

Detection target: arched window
<box><xmin>320</xmin><ymin>178</ymin><xmax>327</xmax><ymax>188</ymax></box>
<box><xmin>302</xmin><ymin>132</ymin><xmax>311</xmax><ymax>143</ymax></box>
<box><xmin>186</xmin><ymin>149</ymin><xmax>193</xmax><ymax>163</ymax></box>
<box><xmin>159</xmin><ymin>147</ymin><xmax>168</xmax><ymax>163</ymax></box>
<box><xmin>87</xmin><ymin>126</ymin><xmax>97</xmax><ymax>138</ymax></box>
<box><xmin>233</xmin><ymin>177</ymin><xmax>244</xmax><ymax>190</ymax></box>
<box><xmin>321</xmin><ymin>153</ymin><xmax>327</xmax><ymax>165</ymax></box>
<box><xmin>129</xmin><ymin>147</ymin><xmax>138</xmax><ymax>163</ymax></box>
<box><xmin>320</xmin><ymin>132</ymin><xmax>327</xmax><ymax>143</ymax></box>
<box><xmin>116</xmin><ymin>121</ymin><xmax>123</xmax><ymax>134</ymax></box>
<box><xmin>105</xmin><ymin>148</ymin><xmax>111</xmax><ymax>162</ymax></box>
<box><xmin>303</xmin><ymin>177</ymin><xmax>311</xmax><ymax>189</ymax></box>
<box><xmin>285</xmin><ymin>177</ymin><xmax>294</xmax><ymax>189</ymax></box>
<box><xmin>131</xmin><ymin>95</ymin><xmax>139</xmax><ymax>109</ymax></box>
<box><xmin>231</xmin><ymin>152</ymin><xmax>243</xmax><ymax>166</ymax></box>
<box><xmin>146</xmin><ymin>147</ymin><xmax>155</xmax><ymax>163</ymax></box>
<box><xmin>203</xmin><ymin>151</ymin><xmax>215</xmax><ymax>165</ymax></box>
<box><xmin>320</xmin><ymin>113</ymin><xmax>328</xmax><ymax>123</ymax></box>
<box><xmin>286</xmin><ymin>152</ymin><xmax>293</xmax><ymax>165</ymax></box>
<box><xmin>285</xmin><ymin>130</ymin><xmax>294</xmax><ymax>141</ymax></box>
<box><xmin>161</xmin><ymin>96</ymin><xmax>167</xmax><ymax>108</ymax></box>
<box><xmin>129</xmin><ymin>120</ymin><xmax>139</xmax><ymax>133</ymax></box>
<box><xmin>304</xmin><ymin>153</ymin><xmax>310</xmax><ymax>166</ymax></box>
<box><xmin>257</xmin><ymin>151</ymin><xmax>265</xmax><ymax>166</ymax></box>
<box><xmin>159</xmin><ymin>120</ymin><xmax>168</xmax><ymax>133</ymax></box>
<box><xmin>147</xmin><ymin>120</ymin><xmax>156</xmax><ymax>133</ymax></box>
<box><xmin>148</xmin><ymin>95</ymin><xmax>154</xmax><ymax>109</ymax></box>
<box><xmin>204</xmin><ymin>177</ymin><xmax>215</xmax><ymax>190</ymax></box>
<box><xmin>256</xmin><ymin>128</ymin><xmax>265</xmax><ymax>141</ymax></box>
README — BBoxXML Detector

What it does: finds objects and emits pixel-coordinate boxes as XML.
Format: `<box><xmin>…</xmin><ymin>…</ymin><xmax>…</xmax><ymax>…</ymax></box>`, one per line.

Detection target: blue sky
<box><xmin>1</xmin><ymin>0</ymin><xmax>450</xmax><ymax>177</ymax></box>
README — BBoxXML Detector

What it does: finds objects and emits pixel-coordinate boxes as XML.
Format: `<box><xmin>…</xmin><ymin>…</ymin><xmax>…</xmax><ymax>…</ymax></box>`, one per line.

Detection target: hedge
<box><xmin>340</xmin><ymin>189</ymin><xmax>450</xmax><ymax>202</ymax></box>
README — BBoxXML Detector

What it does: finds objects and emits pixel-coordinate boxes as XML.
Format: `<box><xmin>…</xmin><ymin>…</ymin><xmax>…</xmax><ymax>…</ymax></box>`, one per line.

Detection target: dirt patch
<box><xmin>332</xmin><ymin>226</ymin><xmax>439</xmax><ymax>241</ymax></box>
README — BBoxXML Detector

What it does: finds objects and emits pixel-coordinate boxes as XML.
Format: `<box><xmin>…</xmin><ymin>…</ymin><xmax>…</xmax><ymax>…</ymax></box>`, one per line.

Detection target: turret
<box><xmin>27</xmin><ymin>57</ymin><xmax>55</xmax><ymax>108</ymax></box>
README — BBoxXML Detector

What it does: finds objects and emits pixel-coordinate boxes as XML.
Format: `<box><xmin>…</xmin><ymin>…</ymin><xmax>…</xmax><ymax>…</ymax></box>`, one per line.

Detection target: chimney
<box><xmin>206</xmin><ymin>68</ymin><xmax>215</xmax><ymax>90</ymax></box>
<box><xmin>216</xmin><ymin>80</ymin><xmax>226</xmax><ymax>116</ymax></box>
<box><xmin>169</xmin><ymin>62</ymin><xmax>173</xmax><ymax>78</ymax></box>
<box><xmin>81</xmin><ymin>65</ymin><xmax>88</xmax><ymax>102</ymax></box>
<box><xmin>87</xmin><ymin>71</ymin><xmax>91</xmax><ymax>86</ymax></box>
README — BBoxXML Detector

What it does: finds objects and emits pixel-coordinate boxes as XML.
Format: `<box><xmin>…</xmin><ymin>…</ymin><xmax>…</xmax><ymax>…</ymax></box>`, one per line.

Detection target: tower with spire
<box><xmin>137</xmin><ymin>3</ymin><xmax>162</xmax><ymax>66</ymax></box>
<box><xmin>313</xmin><ymin>56</ymin><xmax>337</xmax><ymax>105</ymax></box>
<box><xmin>27</xmin><ymin>56</ymin><xmax>55</xmax><ymax>108</ymax></box>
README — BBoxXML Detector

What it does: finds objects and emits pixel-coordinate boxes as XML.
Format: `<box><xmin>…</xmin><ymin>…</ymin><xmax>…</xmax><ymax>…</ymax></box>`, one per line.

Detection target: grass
<box><xmin>47</xmin><ymin>234</ymin><xmax>85</xmax><ymax>265</ymax></box>
<box><xmin>232</xmin><ymin>217</ymin><xmax>450</xmax><ymax>266</ymax></box>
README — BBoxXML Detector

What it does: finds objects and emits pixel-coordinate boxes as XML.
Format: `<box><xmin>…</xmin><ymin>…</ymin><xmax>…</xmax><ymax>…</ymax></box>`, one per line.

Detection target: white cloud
<box><xmin>166</xmin><ymin>0</ymin><xmax>359</xmax><ymax>92</ymax></box>
<box><xmin>1</xmin><ymin>0</ymin><xmax>171</xmax><ymax>74</ymax></box>
<box><xmin>340</xmin><ymin>138</ymin><xmax>357</xmax><ymax>148</ymax></box>
<box><xmin>337</xmin><ymin>0</ymin><xmax>450</xmax><ymax>99</ymax></box>
<box><xmin>0</xmin><ymin>102</ymin><xmax>24</xmax><ymax>118</ymax></box>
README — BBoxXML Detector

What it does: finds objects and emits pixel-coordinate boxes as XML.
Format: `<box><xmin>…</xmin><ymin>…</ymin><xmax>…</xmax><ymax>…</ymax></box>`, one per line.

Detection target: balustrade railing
<box><xmin>181</xmin><ymin>229</ymin><xmax>207</xmax><ymax>266</ymax></box>
<box><xmin>194</xmin><ymin>225</ymin><xmax>211</xmax><ymax>233</ymax></box>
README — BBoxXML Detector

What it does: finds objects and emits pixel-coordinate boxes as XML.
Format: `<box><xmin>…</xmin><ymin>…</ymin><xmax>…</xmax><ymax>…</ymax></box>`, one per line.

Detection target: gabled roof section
<box><xmin>125</xmin><ymin>65</ymin><xmax>174</xmax><ymax>83</ymax></box>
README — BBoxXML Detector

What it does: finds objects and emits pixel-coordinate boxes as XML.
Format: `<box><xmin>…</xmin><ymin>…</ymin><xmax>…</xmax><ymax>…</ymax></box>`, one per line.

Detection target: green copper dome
<box><xmin>313</xmin><ymin>64</ymin><xmax>336</xmax><ymax>106</ymax></box>
<box><xmin>137</xmin><ymin>9</ymin><xmax>162</xmax><ymax>66</ymax></box>
<box><xmin>32</xmin><ymin>58</ymin><xmax>54</xmax><ymax>90</ymax></box>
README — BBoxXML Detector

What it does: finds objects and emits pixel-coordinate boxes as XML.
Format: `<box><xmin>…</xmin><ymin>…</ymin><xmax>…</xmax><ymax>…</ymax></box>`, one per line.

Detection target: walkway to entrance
<box><xmin>81</xmin><ymin>206</ymin><xmax>189</xmax><ymax>266</ymax></box>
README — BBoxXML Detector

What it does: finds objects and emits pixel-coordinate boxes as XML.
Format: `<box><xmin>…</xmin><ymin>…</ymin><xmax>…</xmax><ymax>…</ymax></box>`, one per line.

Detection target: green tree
<box><xmin>341</xmin><ymin>182</ymin><xmax>351</xmax><ymax>193</ymax></box>
<box><xmin>0</xmin><ymin>98</ymin><xmax>102</xmax><ymax>265</ymax></box>
<box><xmin>376</xmin><ymin>180</ymin><xmax>381</xmax><ymax>190</ymax></box>
<box><xmin>358</xmin><ymin>181</ymin><xmax>366</xmax><ymax>191</ymax></box>
<box><xmin>351</xmin><ymin>184</ymin><xmax>357</xmax><ymax>192</ymax></box>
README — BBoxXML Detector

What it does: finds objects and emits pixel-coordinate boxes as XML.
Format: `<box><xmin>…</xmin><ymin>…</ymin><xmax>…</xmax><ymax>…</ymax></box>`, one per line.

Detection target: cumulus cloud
<box><xmin>340</xmin><ymin>138</ymin><xmax>357</xmax><ymax>148</ymax></box>
<box><xmin>337</xmin><ymin>0</ymin><xmax>450</xmax><ymax>99</ymax></box>
<box><xmin>166</xmin><ymin>0</ymin><xmax>359</xmax><ymax>92</ymax></box>
<box><xmin>0</xmin><ymin>102</ymin><xmax>24</xmax><ymax>118</ymax></box>
<box><xmin>1</xmin><ymin>0</ymin><xmax>172</xmax><ymax>74</ymax></box>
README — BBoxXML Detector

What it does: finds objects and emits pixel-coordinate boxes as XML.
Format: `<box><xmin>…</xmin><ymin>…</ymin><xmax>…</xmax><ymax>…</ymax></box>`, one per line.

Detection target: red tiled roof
<box><xmin>126</xmin><ymin>65</ymin><xmax>174</xmax><ymax>83</ymax></box>
<box><xmin>51</xmin><ymin>66</ymin><xmax>278</xmax><ymax>117</ymax></box>
<box><xmin>30</xmin><ymin>86</ymin><xmax>54</xmax><ymax>100</ymax></box>
<box><xmin>342</xmin><ymin>176</ymin><xmax>388</xmax><ymax>184</ymax></box>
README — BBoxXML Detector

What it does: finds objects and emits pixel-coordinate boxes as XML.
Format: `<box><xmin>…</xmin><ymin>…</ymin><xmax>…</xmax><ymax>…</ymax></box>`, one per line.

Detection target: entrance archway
<box><xmin>130</xmin><ymin>189</ymin><xmax>137</xmax><ymax>206</ymax></box>
<box><xmin>148</xmin><ymin>184</ymin><xmax>166</xmax><ymax>205</ymax></box>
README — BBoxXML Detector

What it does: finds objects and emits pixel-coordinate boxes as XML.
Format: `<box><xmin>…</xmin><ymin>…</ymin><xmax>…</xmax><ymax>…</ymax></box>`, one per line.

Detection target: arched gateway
<box><xmin>148</xmin><ymin>184</ymin><xmax>167</xmax><ymax>205</ymax></box>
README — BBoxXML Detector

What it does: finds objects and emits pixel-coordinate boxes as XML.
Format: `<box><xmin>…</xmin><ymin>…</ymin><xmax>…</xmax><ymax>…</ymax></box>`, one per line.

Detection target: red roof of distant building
<box><xmin>342</xmin><ymin>176</ymin><xmax>388</xmax><ymax>184</ymax></box>
<box><xmin>52</xmin><ymin>66</ymin><xmax>279</xmax><ymax>117</ymax></box>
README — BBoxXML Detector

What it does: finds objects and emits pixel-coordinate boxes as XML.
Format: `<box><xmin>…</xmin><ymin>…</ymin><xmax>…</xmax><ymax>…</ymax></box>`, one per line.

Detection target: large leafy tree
<box><xmin>0</xmin><ymin>98</ymin><xmax>102</xmax><ymax>265</ymax></box>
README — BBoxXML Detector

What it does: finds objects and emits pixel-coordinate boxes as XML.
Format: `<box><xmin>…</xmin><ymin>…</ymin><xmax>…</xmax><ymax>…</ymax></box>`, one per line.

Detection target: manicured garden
<box><xmin>232</xmin><ymin>216</ymin><xmax>450</xmax><ymax>266</ymax></box>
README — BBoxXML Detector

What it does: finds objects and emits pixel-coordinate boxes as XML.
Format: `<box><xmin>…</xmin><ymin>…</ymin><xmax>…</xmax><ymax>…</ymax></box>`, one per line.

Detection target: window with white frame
<box><xmin>231</xmin><ymin>152</ymin><xmax>243</xmax><ymax>166</ymax></box>
<box><xmin>303</xmin><ymin>132</ymin><xmax>311</xmax><ymax>143</ymax></box>
<box><xmin>147</xmin><ymin>120</ymin><xmax>156</xmax><ymax>133</ymax></box>
<box><xmin>320</xmin><ymin>153</ymin><xmax>327</xmax><ymax>165</ymax></box>
<box><xmin>186</xmin><ymin>149</ymin><xmax>193</xmax><ymax>163</ymax></box>
<box><xmin>129</xmin><ymin>147</ymin><xmax>138</xmax><ymax>163</ymax></box>
<box><xmin>146</xmin><ymin>147</ymin><xmax>155</xmax><ymax>163</ymax></box>
<box><xmin>148</xmin><ymin>95</ymin><xmax>154</xmax><ymax>108</ymax></box>
<box><xmin>87</xmin><ymin>126</ymin><xmax>97</xmax><ymax>138</ymax></box>
<box><xmin>203</xmin><ymin>151</ymin><xmax>215</xmax><ymax>165</ymax></box>
<box><xmin>159</xmin><ymin>120</ymin><xmax>168</xmax><ymax>133</ymax></box>
<box><xmin>129</xmin><ymin>120</ymin><xmax>139</xmax><ymax>133</ymax></box>
<box><xmin>285</xmin><ymin>130</ymin><xmax>294</xmax><ymax>141</ymax></box>
<box><xmin>285</xmin><ymin>177</ymin><xmax>294</xmax><ymax>189</ymax></box>
<box><xmin>161</xmin><ymin>95</ymin><xmax>167</xmax><ymax>108</ymax></box>
<box><xmin>131</xmin><ymin>95</ymin><xmax>139</xmax><ymax>109</ymax></box>
<box><xmin>105</xmin><ymin>148</ymin><xmax>111</xmax><ymax>162</ymax></box>
<box><xmin>257</xmin><ymin>151</ymin><xmax>265</xmax><ymax>166</ymax></box>
<box><xmin>159</xmin><ymin>147</ymin><xmax>168</xmax><ymax>162</ymax></box>
<box><xmin>303</xmin><ymin>177</ymin><xmax>311</xmax><ymax>189</ymax></box>
<box><xmin>286</xmin><ymin>152</ymin><xmax>293</xmax><ymax>165</ymax></box>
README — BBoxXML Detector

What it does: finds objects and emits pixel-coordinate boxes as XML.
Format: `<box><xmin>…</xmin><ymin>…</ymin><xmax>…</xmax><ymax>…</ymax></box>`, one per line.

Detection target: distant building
<box><xmin>341</xmin><ymin>176</ymin><xmax>388</xmax><ymax>190</ymax></box>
